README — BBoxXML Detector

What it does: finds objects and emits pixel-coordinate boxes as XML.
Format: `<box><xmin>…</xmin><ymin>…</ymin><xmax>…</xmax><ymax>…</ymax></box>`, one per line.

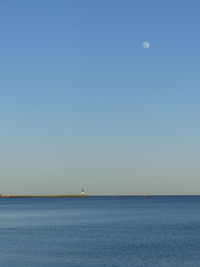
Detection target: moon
<box><xmin>142</xmin><ymin>41</ymin><xmax>150</xmax><ymax>49</ymax></box>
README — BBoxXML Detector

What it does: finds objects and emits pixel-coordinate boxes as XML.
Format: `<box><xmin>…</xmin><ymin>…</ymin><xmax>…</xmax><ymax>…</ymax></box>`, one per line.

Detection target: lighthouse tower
<box><xmin>81</xmin><ymin>188</ymin><xmax>85</xmax><ymax>196</ymax></box>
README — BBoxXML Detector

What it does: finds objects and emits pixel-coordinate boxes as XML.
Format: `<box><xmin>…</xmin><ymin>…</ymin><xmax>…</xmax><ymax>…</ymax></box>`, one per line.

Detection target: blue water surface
<box><xmin>0</xmin><ymin>196</ymin><xmax>200</xmax><ymax>267</ymax></box>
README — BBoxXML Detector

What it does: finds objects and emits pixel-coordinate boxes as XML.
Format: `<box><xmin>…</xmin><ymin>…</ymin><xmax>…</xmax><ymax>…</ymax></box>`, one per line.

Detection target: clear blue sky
<box><xmin>0</xmin><ymin>0</ymin><xmax>200</xmax><ymax>195</ymax></box>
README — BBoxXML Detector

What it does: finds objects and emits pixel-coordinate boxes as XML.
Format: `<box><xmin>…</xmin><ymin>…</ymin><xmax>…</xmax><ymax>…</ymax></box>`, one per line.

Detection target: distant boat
<box><xmin>141</xmin><ymin>192</ymin><xmax>147</xmax><ymax>197</ymax></box>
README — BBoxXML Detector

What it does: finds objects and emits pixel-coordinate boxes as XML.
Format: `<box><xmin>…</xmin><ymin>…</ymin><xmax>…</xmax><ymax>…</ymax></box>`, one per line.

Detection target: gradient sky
<box><xmin>0</xmin><ymin>0</ymin><xmax>200</xmax><ymax>195</ymax></box>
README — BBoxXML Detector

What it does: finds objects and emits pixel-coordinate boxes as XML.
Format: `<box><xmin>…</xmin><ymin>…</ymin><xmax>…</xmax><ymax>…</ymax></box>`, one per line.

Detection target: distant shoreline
<box><xmin>0</xmin><ymin>195</ymin><xmax>88</xmax><ymax>198</ymax></box>
<box><xmin>0</xmin><ymin>195</ymin><xmax>199</xmax><ymax>198</ymax></box>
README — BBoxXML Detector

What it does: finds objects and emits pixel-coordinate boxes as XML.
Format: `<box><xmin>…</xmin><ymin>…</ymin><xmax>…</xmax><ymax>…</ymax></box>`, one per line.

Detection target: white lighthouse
<box><xmin>81</xmin><ymin>188</ymin><xmax>85</xmax><ymax>196</ymax></box>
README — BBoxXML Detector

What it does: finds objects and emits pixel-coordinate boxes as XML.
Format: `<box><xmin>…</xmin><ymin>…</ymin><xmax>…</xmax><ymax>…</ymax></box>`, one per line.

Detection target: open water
<box><xmin>0</xmin><ymin>196</ymin><xmax>200</xmax><ymax>267</ymax></box>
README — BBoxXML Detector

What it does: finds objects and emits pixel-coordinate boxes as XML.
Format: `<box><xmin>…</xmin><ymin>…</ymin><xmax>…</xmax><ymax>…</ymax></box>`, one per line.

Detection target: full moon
<box><xmin>142</xmin><ymin>41</ymin><xmax>150</xmax><ymax>49</ymax></box>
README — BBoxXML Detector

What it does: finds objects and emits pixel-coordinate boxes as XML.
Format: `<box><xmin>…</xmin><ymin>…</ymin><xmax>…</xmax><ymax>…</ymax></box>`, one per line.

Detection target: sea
<box><xmin>0</xmin><ymin>196</ymin><xmax>200</xmax><ymax>267</ymax></box>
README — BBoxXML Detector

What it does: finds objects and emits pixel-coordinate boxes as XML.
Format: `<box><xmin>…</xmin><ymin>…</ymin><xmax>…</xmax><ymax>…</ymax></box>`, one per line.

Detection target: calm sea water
<box><xmin>0</xmin><ymin>196</ymin><xmax>200</xmax><ymax>267</ymax></box>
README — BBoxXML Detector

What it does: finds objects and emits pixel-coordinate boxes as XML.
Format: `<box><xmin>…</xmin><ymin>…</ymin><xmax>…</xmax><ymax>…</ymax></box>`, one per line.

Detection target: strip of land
<box><xmin>0</xmin><ymin>195</ymin><xmax>88</xmax><ymax>198</ymax></box>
